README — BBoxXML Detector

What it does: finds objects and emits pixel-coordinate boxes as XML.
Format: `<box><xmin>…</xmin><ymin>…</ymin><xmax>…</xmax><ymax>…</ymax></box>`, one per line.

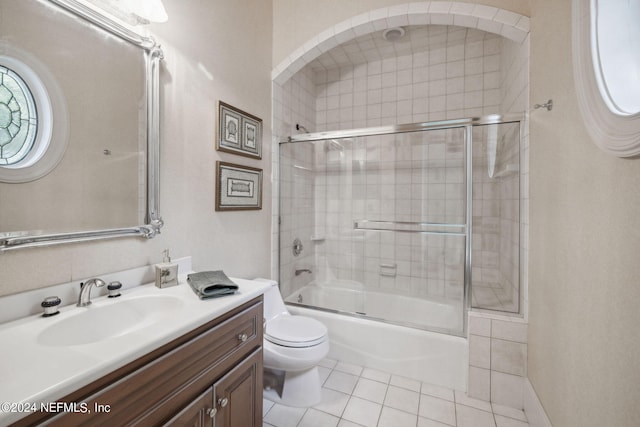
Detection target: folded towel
<box><xmin>187</xmin><ymin>270</ymin><xmax>238</xmax><ymax>299</ymax></box>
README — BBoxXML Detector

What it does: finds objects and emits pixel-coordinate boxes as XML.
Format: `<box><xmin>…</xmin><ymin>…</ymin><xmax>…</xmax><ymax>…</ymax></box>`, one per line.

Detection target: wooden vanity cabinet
<box><xmin>13</xmin><ymin>297</ymin><xmax>263</xmax><ymax>427</ymax></box>
<box><xmin>166</xmin><ymin>348</ymin><xmax>262</xmax><ymax>427</ymax></box>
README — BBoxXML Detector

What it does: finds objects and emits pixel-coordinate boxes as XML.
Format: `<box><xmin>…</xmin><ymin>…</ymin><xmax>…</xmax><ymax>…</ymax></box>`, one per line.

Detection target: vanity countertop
<box><xmin>0</xmin><ymin>277</ymin><xmax>273</xmax><ymax>425</ymax></box>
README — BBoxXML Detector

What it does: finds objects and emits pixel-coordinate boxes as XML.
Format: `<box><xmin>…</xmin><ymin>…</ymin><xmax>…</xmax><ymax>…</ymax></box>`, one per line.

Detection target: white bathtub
<box><xmin>285</xmin><ymin>284</ymin><xmax>468</xmax><ymax>391</ymax></box>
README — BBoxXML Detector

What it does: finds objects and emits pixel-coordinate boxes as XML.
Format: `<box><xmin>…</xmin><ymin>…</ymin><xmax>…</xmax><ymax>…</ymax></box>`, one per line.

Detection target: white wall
<box><xmin>529</xmin><ymin>0</ymin><xmax>640</xmax><ymax>425</ymax></box>
<box><xmin>0</xmin><ymin>0</ymin><xmax>273</xmax><ymax>297</ymax></box>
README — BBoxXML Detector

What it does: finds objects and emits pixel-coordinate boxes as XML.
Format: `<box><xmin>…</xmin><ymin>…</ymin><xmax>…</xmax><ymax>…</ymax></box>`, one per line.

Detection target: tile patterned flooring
<box><xmin>263</xmin><ymin>359</ymin><xmax>529</xmax><ymax>427</ymax></box>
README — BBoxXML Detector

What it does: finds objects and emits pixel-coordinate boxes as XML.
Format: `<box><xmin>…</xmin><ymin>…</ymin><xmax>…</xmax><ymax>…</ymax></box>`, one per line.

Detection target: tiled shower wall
<box><xmin>311</xmin><ymin>129</ymin><xmax>467</xmax><ymax>305</ymax></box>
<box><xmin>314</xmin><ymin>26</ymin><xmax>504</xmax><ymax>129</ymax></box>
<box><xmin>272</xmin><ymin>67</ymin><xmax>318</xmax><ymax>297</ymax></box>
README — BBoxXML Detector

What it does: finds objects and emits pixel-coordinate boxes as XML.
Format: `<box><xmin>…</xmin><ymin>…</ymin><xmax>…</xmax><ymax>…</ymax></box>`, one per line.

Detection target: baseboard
<box><xmin>523</xmin><ymin>378</ymin><xmax>553</xmax><ymax>427</ymax></box>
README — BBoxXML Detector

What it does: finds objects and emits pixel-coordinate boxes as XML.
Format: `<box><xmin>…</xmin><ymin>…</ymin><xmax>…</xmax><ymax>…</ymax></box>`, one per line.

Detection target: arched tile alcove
<box><xmin>272</xmin><ymin>2</ymin><xmax>530</xmax><ymax>85</ymax></box>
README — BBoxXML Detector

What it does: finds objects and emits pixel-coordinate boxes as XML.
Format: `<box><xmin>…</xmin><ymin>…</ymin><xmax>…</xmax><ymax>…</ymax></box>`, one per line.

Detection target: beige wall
<box><xmin>272</xmin><ymin>0</ymin><xmax>530</xmax><ymax>67</ymax></box>
<box><xmin>529</xmin><ymin>0</ymin><xmax>640</xmax><ymax>426</ymax></box>
<box><xmin>0</xmin><ymin>0</ymin><xmax>273</xmax><ymax>296</ymax></box>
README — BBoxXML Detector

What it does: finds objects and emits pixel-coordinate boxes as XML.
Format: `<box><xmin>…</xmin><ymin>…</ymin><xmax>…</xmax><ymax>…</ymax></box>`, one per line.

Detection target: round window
<box><xmin>0</xmin><ymin>65</ymin><xmax>39</xmax><ymax>165</ymax></box>
<box><xmin>0</xmin><ymin>50</ymin><xmax>67</xmax><ymax>183</ymax></box>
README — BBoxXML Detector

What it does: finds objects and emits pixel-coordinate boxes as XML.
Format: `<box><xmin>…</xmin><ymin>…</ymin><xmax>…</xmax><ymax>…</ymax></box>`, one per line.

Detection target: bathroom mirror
<box><xmin>0</xmin><ymin>0</ymin><xmax>163</xmax><ymax>251</ymax></box>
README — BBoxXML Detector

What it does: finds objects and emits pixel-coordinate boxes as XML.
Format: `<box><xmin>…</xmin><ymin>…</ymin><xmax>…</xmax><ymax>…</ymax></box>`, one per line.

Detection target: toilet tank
<box><xmin>254</xmin><ymin>279</ymin><xmax>289</xmax><ymax>321</ymax></box>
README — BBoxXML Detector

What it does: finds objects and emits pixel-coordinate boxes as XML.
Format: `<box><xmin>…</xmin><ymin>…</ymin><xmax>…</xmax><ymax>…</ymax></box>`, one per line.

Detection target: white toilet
<box><xmin>258</xmin><ymin>280</ymin><xmax>329</xmax><ymax>407</ymax></box>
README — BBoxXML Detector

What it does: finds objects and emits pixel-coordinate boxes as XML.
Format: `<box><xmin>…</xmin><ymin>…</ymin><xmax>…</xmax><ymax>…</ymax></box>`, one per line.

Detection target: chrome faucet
<box><xmin>77</xmin><ymin>278</ymin><xmax>106</xmax><ymax>307</ymax></box>
<box><xmin>295</xmin><ymin>269</ymin><xmax>312</xmax><ymax>276</ymax></box>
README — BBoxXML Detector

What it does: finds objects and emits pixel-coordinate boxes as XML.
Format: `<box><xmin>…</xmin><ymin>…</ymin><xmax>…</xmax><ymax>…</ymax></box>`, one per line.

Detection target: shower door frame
<box><xmin>279</xmin><ymin>113</ymin><xmax>524</xmax><ymax>337</ymax></box>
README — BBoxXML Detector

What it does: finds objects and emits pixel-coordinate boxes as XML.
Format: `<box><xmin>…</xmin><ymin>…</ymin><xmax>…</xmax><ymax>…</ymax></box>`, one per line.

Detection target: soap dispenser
<box><xmin>155</xmin><ymin>249</ymin><xmax>179</xmax><ymax>288</ymax></box>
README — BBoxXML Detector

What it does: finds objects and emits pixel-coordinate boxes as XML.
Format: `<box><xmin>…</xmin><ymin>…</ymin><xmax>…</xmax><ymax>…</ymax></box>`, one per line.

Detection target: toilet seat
<box><xmin>265</xmin><ymin>316</ymin><xmax>327</xmax><ymax>348</ymax></box>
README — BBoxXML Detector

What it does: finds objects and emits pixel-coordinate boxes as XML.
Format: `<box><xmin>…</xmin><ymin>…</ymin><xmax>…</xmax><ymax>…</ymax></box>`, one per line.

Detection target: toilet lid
<box><xmin>265</xmin><ymin>316</ymin><xmax>327</xmax><ymax>348</ymax></box>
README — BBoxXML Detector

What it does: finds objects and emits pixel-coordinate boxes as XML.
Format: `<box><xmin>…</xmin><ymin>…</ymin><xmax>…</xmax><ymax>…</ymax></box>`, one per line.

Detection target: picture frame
<box><xmin>217</xmin><ymin>101</ymin><xmax>262</xmax><ymax>159</ymax></box>
<box><xmin>215</xmin><ymin>161</ymin><xmax>262</xmax><ymax>211</ymax></box>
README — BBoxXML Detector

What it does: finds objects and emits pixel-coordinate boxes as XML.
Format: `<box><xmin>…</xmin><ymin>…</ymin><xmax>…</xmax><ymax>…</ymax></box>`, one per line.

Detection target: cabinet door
<box><xmin>212</xmin><ymin>348</ymin><xmax>263</xmax><ymax>427</ymax></box>
<box><xmin>164</xmin><ymin>388</ymin><xmax>213</xmax><ymax>427</ymax></box>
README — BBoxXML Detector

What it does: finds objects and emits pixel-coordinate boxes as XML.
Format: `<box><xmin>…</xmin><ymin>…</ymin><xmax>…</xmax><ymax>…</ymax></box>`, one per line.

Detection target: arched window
<box><xmin>573</xmin><ymin>0</ymin><xmax>640</xmax><ymax>157</ymax></box>
<box><xmin>0</xmin><ymin>51</ymin><xmax>67</xmax><ymax>183</ymax></box>
<box><xmin>591</xmin><ymin>0</ymin><xmax>640</xmax><ymax>116</ymax></box>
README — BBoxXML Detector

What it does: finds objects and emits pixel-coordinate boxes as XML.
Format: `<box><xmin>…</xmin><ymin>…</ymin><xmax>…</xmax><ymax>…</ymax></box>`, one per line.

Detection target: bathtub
<box><xmin>285</xmin><ymin>283</ymin><xmax>468</xmax><ymax>391</ymax></box>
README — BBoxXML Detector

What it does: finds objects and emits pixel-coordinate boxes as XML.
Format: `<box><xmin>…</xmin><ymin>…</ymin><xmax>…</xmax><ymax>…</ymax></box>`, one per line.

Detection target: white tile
<box><xmin>491</xmin><ymin>339</ymin><xmax>527</xmax><ymax>376</ymax></box>
<box><xmin>494</xmin><ymin>9</ymin><xmax>521</xmax><ymax>26</ymax></box>
<box><xmin>325</xmin><ymin>370</ymin><xmax>359</xmax><ymax>394</ymax></box>
<box><xmin>319</xmin><ymin>358</ymin><xmax>338</xmax><ymax>369</ymax></box>
<box><xmin>468</xmin><ymin>366</ymin><xmax>491</xmax><ymax>401</ymax></box>
<box><xmin>492</xmin><ymin>403</ymin><xmax>528</xmax><ymax>422</ymax></box>
<box><xmin>495</xmin><ymin>414</ymin><xmax>529</xmax><ymax>427</ymax></box>
<box><xmin>390</xmin><ymin>374</ymin><xmax>422</xmax><ymax>392</ymax></box>
<box><xmin>491</xmin><ymin>372</ymin><xmax>524</xmax><ymax>409</ymax></box>
<box><xmin>313</xmin><ymin>387</ymin><xmax>350</xmax><ymax>418</ymax></box>
<box><xmin>337</xmin><ymin>420</ymin><xmax>362</xmax><ymax>427</ymax></box>
<box><xmin>418</xmin><ymin>417</ymin><xmax>451</xmax><ymax>427</ymax></box>
<box><xmin>472</xmin><ymin>5</ymin><xmax>499</xmax><ymax>20</ymax></box>
<box><xmin>421</xmin><ymin>382</ymin><xmax>455</xmax><ymax>402</ymax></box>
<box><xmin>361</xmin><ymin>367</ymin><xmax>391</xmax><ymax>384</ymax></box>
<box><xmin>456</xmin><ymin>404</ymin><xmax>496</xmax><ymax>427</ymax></box>
<box><xmin>418</xmin><ymin>394</ymin><xmax>456</xmax><ymax>426</ymax></box>
<box><xmin>455</xmin><ymin>390</ymin><xmax>493</xmax><ymax>412</ymax></box>
<box><xmin>263</xmin><ymin>403</ymin><xmax>306</xmax><ymax>427</ymax></box>
<box><xmin>342</xmin><ymin>396</ymin><xmax>382</xmax><ymax>427</ymax></box>
<box><xmin>384</xmin><ymin>385</ymin><xmax>420</xmax><ymax>414</ymax></box>
<box><xmin>378</xmin><ymin>406</ymin><xmax>418</xmax><ymax>427</ymax></box>
<box><xmin>318</xmin><ymin>366</ymin><xmax>332</xmax><ymax>385</ymax></box>
<box><xmin>353</xmin><ymin>378</ymin><xmax>388</xmax><ymax>404</ymax></box>
<box><xmin>335</xmin><ymin>361</ymin><xmax>364</xmax><ymax>376</ymax></box>
<box><xmin>263</xmin><ymin>398</ymin><xmax>275</xmax><ymax>417</ymax></box>
<box><xmin>469</xmin><ymin>334</ymin><xmax>491</xmax><ymax>368</ymax></box>
<box><xmin>298</xmin><ymin>408</ymin><xmax>340</xmax><ymax>427</ymax></box>
<box><xmin>491</xmin><ymin>320</ymin><xmax>528</xmax><ymax>343</ymax></box>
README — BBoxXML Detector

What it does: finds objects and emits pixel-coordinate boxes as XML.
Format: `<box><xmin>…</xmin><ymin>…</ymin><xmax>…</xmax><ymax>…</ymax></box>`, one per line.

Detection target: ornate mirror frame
<box><xmin>0</xmin><ymin>0</ymin><xmax>164</xmax><ymax>252</ymax></box>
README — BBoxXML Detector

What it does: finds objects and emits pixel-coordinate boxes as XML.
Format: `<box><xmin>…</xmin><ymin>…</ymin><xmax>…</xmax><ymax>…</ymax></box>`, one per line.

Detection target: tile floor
<box><xmin>263</xmin><ymin>358</ymin><xmax>529</xmax><ymax>427</ymax></box>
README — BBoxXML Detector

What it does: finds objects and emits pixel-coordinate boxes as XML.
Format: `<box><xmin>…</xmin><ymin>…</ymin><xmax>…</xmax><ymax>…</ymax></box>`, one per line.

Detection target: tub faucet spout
<box><xmin>295</xmin><ymin>269</ymin><xmax>312</xmax><ymax>276</ymax></box>
<box><xmin>77</xmin><ymin>278</ymin><xmax>106</xmax><ymax>307</ymax></box>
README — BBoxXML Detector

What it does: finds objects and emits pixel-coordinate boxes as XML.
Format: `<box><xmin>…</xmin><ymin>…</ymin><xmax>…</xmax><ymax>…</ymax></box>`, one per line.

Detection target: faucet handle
<box><xmin>107</xmin><ymin>281</ymin><xmax>122</xmax><ymax>298</ymax></box>
<box><xmin>41</xmin><ymin>296</ymin><xmax>62</xmax><ymax>317</ymax></box>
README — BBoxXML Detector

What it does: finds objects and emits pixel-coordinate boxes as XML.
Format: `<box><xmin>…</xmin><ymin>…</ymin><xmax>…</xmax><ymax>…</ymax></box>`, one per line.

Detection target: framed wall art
<box><xmin>217</xmin><ymin>101</ymin><xmax>262</xmax><ymax>159</ymax></box>
<box><xmin>215</xmin><ymin>161</ymin><xmax>262</xmax><ymax>211</ymax></box>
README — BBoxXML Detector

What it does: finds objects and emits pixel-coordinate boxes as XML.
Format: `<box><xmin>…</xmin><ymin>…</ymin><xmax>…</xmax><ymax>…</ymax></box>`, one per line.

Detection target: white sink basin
<box><xmin>37</xmin><ymin>295</ymin><xmax>184</xmax><ymax>347</ymax></box>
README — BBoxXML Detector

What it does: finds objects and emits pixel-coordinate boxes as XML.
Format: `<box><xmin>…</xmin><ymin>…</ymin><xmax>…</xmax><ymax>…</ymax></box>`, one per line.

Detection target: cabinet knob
<box><xmin>237</xmin><ymin>333</ymin><xmax>248</xmax><ymax>342</ymax></box>
<box><xmin>207</xmin><ymin>407</ymin><xmax>217</xmax><ymax>418</ymax></box>
<box><xmin>218</xmin><ymin>397</ymin><xmax>229</xmax><ymax>408</ymax></box>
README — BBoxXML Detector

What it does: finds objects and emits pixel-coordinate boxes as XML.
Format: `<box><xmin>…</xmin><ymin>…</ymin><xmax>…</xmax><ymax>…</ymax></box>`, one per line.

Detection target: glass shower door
<box><xmin>280</xmin><ymin>126</ymin><xmax>469</xmax><ymax>336</ymax></box>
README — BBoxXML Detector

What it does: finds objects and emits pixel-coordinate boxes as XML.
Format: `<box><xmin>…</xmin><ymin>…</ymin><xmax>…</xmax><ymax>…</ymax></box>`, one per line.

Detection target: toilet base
<box><xmin>263</xmin><ymin>366</ymin><xmax>322</xmax><ymax>407</ymax></box>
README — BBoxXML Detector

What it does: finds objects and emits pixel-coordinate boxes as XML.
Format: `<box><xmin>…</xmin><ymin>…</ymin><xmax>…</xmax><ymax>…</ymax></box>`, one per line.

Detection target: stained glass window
<box><xmin>0</xmin><ymin>65</ymin><xmax>38</xmax><ymax>165</ymax></box>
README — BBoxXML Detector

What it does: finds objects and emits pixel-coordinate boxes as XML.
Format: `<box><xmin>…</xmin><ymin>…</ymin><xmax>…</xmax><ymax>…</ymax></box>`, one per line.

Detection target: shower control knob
<box><xmin>292</xmin><ymin>238</ymin><xmax>303</xmax><ymax>256</ymax></box>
